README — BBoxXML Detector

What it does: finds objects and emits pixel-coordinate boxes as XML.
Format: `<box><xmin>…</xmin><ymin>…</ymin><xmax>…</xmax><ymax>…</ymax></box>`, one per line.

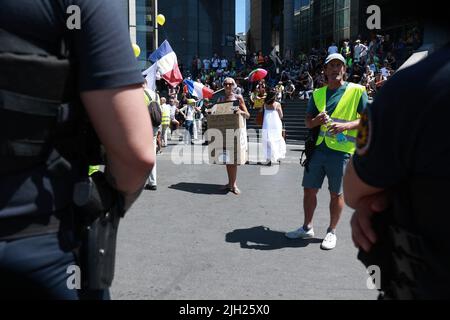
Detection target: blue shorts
<box><xmin>302</xmin><ymin>148</ymin><xmax>350</xmax><ymax>195</ymax></box>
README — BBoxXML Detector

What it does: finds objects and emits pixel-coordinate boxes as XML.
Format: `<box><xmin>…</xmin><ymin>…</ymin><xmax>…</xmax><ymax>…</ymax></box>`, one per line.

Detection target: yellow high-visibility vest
<box><xmin>313</xmin><ymin>83</ymin><xmax>365</xmax><ymax>155</ymax></box>
<box><xmin>161</xmin><ymin>105</ymin><xmax>171</xmax><ymax>126</ymax></box>
<box><xmin>252</xmin><ymin>93</ymin><xmax>266</xmax><ymax>110</ymax></box>
<box><xmin>88</xmin><ymin>165</ymin><xmax>100</xmax><ymax>176</ymax></box>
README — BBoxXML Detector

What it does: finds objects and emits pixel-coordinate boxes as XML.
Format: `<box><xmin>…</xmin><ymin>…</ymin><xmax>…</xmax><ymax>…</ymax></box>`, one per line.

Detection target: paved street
<box><xmin>111</xmin><ymin>141</ymin><xmax>378</xmax><ymax>300</ymax></box>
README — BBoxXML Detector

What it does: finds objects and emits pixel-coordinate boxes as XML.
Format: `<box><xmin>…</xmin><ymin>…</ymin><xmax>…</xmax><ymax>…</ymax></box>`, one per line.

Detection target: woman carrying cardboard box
<box><xmin>217</xmin><ymin>77</ymin><xmax>251</xmax><ymax>195</ymax></box>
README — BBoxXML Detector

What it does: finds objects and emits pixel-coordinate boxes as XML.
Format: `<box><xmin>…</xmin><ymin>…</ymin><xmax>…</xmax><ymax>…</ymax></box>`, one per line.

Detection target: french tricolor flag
<box><xmin>148</xmin><ymin>40</ymin><xmax>183</xmax><ymax>87</ymax></box>
<box><xmin>183</xmin><ymin>79</ymin><xmax>214</xmax><ymax>100</ymax></box>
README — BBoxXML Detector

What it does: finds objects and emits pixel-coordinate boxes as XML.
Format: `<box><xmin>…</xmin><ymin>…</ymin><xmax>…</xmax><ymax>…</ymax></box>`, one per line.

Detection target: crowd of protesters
<box><xmin>158</xmin><ymin>28</ymin><xmax>422</xmax><ymax>103</ymax></box>
<box><xmin>150</xmin><ymin>29</ymin><xmax>423</xmax><ymax>156</ymax></box>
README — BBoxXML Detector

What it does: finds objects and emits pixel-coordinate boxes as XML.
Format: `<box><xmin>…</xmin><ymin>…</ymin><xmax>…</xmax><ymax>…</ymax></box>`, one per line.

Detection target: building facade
<box><xmin>248</xmin><ymin>0</ymin><xmax>425</xmax><ymax>60</ymax></box>
<box><xmin>245</xmin><ymin>0</ymin><xmax>251</xmax><ymax>34</ymax></box>
<box><xmin>158</xmin><ymin>0</ymin><xmax>235</xmax><ymax>68</ymax></box>
<box><xmin>247</xmin><ymin>0</ymin><xmax>283</xmax><ymax>56</ymax></box>
<box><xmin>125</xmin><ymin>0</ymin><xmax>235</xmax><ymax>70</ymax></box>
<box><xmin>135</xmin><ymin>0</ymin><xmax>156</xmax><ymax>69</ymax></box>
<box><xmin>122</xmin><ymin>0</ymin><xmax>156</xmax><ymax>70</ymax></box>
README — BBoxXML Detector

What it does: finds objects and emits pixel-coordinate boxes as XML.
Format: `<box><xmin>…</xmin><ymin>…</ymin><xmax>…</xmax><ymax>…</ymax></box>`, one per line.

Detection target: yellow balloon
<box><xmin>132</xmin><ymin>43</ymin><xmax>141</xmax><ymax>58</ymax></box>
<box><xmin>157</xmin><ymin>14</ymin><xmax>165</xmax><ymax>26</ymax></box>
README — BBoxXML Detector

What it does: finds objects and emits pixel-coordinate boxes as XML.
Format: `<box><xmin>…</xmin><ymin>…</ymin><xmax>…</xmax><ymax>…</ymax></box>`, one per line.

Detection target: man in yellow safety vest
<box><xmin>160</xmin><ymin>97</ymin><xmax>171</xmax><ymax>147</ymax></box>
<box><xmin>285</xmin><ymin>53</ymin><xmax>369</xmax><ymax>250</ymax></box>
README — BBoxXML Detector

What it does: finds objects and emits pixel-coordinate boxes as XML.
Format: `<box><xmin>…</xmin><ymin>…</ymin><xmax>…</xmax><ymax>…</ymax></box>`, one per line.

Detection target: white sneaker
<box><xmin>285</xmin><ymin>226</ymin><xmax>315</xmax><ymax>239</ymax></box>
<box><xmin>321</xmin><ymin>232</ymin><xmax>337</xmax><ymax>250</ymax></box>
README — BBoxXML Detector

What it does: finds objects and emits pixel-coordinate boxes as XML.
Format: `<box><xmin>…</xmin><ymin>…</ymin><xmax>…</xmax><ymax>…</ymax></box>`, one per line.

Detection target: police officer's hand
<box><xmin>350</xmin><ymin>192</ymin><xmax>389</xmax><ymax>252</ymax></box>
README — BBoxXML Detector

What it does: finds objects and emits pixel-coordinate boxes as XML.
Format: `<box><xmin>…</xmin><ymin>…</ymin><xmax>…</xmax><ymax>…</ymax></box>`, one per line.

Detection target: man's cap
<box><xmin>355</xmin><ymin>39</ymin><xmax>361</xmax><ymax>43</ymax></box>
<box><xmin>187</xmin><ymin>99</ymin><xmax>196</xmax><ymax>105</ymax></box>
<box><xmin>325</xmin><ymin>53</ymin><xmax>346</xmax><ymax>65</ymax></box>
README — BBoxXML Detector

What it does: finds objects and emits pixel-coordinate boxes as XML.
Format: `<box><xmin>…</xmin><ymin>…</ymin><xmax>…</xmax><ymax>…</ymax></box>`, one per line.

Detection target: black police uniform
<box><xmin>0</xmin><ymin>0</ymin><xmax>143</xmax><ymax>299</ymax></box>
<box><xmin>353</xmin><ymin>43</ymin><xmax>450</xmax><ymax>299</ymax></box>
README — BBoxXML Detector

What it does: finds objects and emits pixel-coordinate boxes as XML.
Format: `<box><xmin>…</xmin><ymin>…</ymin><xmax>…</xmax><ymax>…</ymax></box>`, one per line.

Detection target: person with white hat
<box><xmin>285</xmin><ymin>53</ymin><xmax>369</xmax><ymax>251</ymax></box>
<box><xmin>179</xmin><ymin>98</ymin><xmax>201</xmax><ymax>144</ymax></box>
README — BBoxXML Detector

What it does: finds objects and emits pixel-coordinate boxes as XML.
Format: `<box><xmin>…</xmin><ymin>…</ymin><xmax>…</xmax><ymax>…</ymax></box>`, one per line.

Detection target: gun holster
<box><xmin>73</xmin><ymin>171</ymin><xmax>124</xmax><ymax>290</ymax></box>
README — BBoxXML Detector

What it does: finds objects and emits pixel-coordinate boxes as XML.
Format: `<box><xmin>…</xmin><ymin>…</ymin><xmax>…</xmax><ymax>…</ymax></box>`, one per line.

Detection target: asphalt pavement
<box><xmin>111</xmin><ymin>141</ymin><xmax>378</xmax><ymax>300</ymax></box>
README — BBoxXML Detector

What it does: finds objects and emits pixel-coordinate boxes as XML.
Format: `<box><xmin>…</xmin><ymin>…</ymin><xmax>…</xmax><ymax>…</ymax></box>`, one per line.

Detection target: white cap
<box><xmin>325</xmin><ymin>53</ymin><xmax>346</xmax><ymax>65</ymax></box>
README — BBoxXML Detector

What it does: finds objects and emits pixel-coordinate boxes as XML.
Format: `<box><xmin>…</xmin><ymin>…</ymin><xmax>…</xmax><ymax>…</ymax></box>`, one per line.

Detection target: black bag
<box><xmin>144</xmin><ymin>91</ymin><xmax>162</xmax><ymax>127</ymax></box>
<box><xmin>300</xmin><ymin>127</ymin><xmax>320</xmax><ymax>171</ymax></box>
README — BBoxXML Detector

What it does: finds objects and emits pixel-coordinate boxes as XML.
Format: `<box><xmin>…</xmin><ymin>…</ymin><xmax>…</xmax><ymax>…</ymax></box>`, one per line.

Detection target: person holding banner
<box><xmin>217</xmin><ymin>78</ymin><xmax>251</xmax><ymax>195</ymax></box>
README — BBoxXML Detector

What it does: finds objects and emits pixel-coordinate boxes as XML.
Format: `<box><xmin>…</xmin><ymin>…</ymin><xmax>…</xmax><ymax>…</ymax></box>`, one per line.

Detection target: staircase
<box><xmin>247</xmin><ymin>98</ymin><xmax>309</xmax><ymax>145</ymax></box>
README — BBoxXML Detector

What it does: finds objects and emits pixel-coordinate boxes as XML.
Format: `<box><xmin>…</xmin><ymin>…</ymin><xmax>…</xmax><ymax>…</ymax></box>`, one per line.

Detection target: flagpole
<box><xmin>213</xmin><ymin>88</ymin><xmax>225</xmax><ymax>96</ymax></box>
<box><xmin>154</xmin><ymin>0</ymin><xmax>158</xmax><ymax>51</ymax></box>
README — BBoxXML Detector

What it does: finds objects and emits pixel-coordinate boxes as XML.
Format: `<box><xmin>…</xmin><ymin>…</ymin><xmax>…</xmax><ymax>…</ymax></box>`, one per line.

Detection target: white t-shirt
<box><xmin>285</xmin><ymin>84</ymin><xmax>295</xmax><ymax>93</ymax></box>
<box><xmin>354</xmin><ymin>44</ymin><xmax>368</xmax><ymax>59</ymax></box>
<box><xmin>212</xmin><ymin>58</ymin><xmax>220</xmax><ymax>68</ymax></box>
<box><xmin>234</xmin><ymin>86</ymin><xmax>244</xmax><ymax>95</ymax></box>
<box><xmin>220</xmin><ymin>58</ymin><xmax>228</xmax><ymax>69</ymax></box>
<box><xmin>181</xmin><ymin>105</ymin><xmax>195</xmax><ymax>121</ymax></box>
<box><xmin>359</xmin><ymin>44</ymin><xmax>368</xmax><ymax>57</ymax></box>
<box><xmin>328</xmin><ymin>45</ymin><xmax>338</xmax><ymax>55</ymax></box>
<box><xmin>170</xmin><ymin>105</ymin><xmax>177</xmax><ymax>120</ymax></box>
<box><xmin>203</xmin><ymin>59</ymin><xmax>211</xmax><ymax>70</ymax></box>
<box><xmin>380</xmin><ymin>67</ymin><xmax>390</xmax><ymax>78</ymax></box>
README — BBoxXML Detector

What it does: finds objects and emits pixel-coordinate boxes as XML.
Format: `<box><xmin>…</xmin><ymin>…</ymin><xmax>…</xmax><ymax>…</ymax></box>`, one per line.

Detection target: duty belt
<box><xmin>0</xmin><ymin>214</ymin><xmax>61</xmax><ymax>241</ymax></box>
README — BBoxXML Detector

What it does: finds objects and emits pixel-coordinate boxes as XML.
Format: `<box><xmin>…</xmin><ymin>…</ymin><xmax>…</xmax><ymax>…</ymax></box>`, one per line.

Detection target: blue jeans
<box><xmin>0</xmin><ymin>232</ymin><xmax>110</xmax><ymax>300</ymax></box>
<box><xmin>184</xmin><ymin>120</ymin><xmax>194</xmax><ymax>141</ymax></box>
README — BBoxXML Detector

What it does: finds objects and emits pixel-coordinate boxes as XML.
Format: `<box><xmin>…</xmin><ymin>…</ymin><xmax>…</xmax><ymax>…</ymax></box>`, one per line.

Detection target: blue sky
<box><xmin>235</xmin><ymin>0</ymin><xmax>246</xmax><ymax>34</ymax></box>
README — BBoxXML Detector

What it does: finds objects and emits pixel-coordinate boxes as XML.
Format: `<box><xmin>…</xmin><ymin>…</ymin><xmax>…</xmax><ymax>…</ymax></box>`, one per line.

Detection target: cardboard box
<box><xmin>207</xmin><ymin>112</ymin><xmax>248</xmax><ymax>165</ymax></box>
<box><xmin>209</xmin><ymin>101</ymin><xmax>238</xmax><ymax>115</ymax></box>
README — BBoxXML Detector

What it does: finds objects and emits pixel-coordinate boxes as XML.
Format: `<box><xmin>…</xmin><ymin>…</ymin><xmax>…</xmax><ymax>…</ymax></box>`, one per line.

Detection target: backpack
<box><xmin>300</xmin><ymin>127</ymin><xmax>320</xmax><ymax>172</ymax></box>
<box><xmin>144</xmin><ymin>90</ymin><xmax>162</xmax><ymax>127</ymax></box>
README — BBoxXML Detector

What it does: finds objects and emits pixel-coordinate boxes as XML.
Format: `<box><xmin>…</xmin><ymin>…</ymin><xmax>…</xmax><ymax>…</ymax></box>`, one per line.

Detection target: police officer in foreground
<box><xmin>343</xmin><ymin>15</ymin><xmax>450</xmax><ymax>299</ymax></box>
<box><xmin>0</xmin><ymin>0</ymin><xmax>155</xmax><ymax>299</ymax></box>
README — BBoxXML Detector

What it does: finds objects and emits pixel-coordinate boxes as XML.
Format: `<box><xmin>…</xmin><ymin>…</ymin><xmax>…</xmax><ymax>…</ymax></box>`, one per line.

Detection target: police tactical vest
<box><xmin>0</xmin><ymin>28</ymin><xmax>96</xmax><ymax>219</ymax></box>
<box><xmin>313</xmin><ymin>83</ymin><xmax>364</xmax><ymax>155</ymax></box>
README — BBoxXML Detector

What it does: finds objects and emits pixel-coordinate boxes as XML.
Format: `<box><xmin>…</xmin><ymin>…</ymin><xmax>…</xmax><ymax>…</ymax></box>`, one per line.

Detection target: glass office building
<box><xmin>309</xmin><ymin>0</ymin><xmax>352</xmax><ymax>49</ymax></box>
<box><xmin>289</xmin><ymin>0</ymin><xmax>423</xmax><ymax>56</ymax></box>
<box><xmin>158</xmin><ymin>0</ymin><xmax>235</xmax><ymax>68</ymax></box>
<box><xmin>135</xmin><ymin>0</ymin><xmax>155</xmax><ymax>69</ymax></box>
<box><xmin>124</xmin><ymin>0</ymin><xmax>235</xmax><ymax>69</ymax></box>
<box><xmin>248</xmin><ymin>0</ymin><xmax>283</xmax><ymax>55</ymax></box>
<box><xmin>293</xmin><ymin>0</ymin><xmax>311</xmax><ymax>53</ymax></box>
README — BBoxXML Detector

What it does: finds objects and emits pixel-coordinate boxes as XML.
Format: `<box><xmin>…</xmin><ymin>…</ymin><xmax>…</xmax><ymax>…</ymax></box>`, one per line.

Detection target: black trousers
<box><xmin>0</xmin><ymin>232</ymin><xmax>110</xmax><ymax>300</ymax></box>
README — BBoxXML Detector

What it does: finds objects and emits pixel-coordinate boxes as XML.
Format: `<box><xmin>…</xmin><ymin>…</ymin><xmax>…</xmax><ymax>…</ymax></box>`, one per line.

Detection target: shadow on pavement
<box><xmin>168</xmin><ymin>183</ymin><xmax>229</xmax><ymax>195</ymax></box>
<box><xmin>225</xmin><ymin>226</ymin><xmax>322</xmax><ymax>250</ymax></box>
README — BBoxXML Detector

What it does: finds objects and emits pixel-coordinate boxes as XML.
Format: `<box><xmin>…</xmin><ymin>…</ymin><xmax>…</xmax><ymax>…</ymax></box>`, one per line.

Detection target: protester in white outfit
<box><xmin>262</xmin><ymin>90</ymin><xmax>286</xmax><ymax>165</ymax></box>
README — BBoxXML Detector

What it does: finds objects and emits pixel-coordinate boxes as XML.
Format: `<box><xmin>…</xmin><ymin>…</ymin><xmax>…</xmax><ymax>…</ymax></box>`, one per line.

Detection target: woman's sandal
<box><xmin>230</xmin><ymin>187</ymin><xmax>241</xmax><ymax>195</ymax></box>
